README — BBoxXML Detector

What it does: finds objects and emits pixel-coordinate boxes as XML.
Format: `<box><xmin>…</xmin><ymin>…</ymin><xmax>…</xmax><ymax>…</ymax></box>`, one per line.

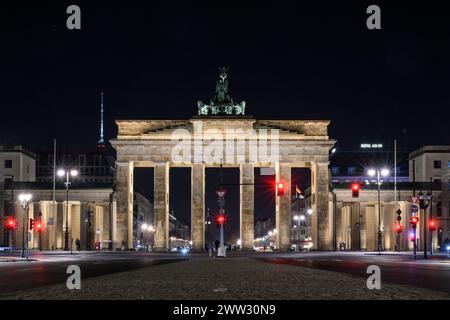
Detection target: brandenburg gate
<box><xmin>111</xmin><ymin>70</ymin><xmax>335</xmax><ymax>251</ymax></box>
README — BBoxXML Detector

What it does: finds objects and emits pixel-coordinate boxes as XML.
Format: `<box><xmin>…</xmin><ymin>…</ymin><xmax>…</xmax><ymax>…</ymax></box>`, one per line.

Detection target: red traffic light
<box><xmin>215</xmin><ymin>214</ymin><xmax>227</xmax><ymax>226</ymax></box>
<box><xmin>351</xmin><ymin>183</ymin><xmax>360</xmax><ymax>198</ymax></box>
<box><xmin>36</xmin><ymin>220</ymin><xmax>43</xmax><ymax>233</ymax></box>
<box><xmin>276</xmin><ymin>181</ymin><xmax>285</xmax><ymax>196</ymax></box>
<box><xmin>4</xmin><ymin>216</ymin><xmax>17</xmax><ymax>231</ymax></box>
<box><xmin>410</xmin><ymin>216</ymin><xmax>419</xmax><ymax>227</ymax></box>
<box><xmin>429</xmin><ymin>220</ymin><xmax>437</xmax><ymax>232</ymax></box>
<box><xmin>395</xmin><ymin>224</ymin><xmax>403</xmax><ymax>234</ymax></box>
<box><xmin>29</xmin><ymin>218</ymin><xmax>34</xmax><ymax>230</ymax></box>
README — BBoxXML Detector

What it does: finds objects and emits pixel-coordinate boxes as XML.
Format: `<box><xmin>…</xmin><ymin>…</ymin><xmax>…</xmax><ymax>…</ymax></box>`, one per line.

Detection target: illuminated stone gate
<box><xmin>110</xmin><ymin>72</ymin><xmax>335</xmax><ymax>251</ymax></box>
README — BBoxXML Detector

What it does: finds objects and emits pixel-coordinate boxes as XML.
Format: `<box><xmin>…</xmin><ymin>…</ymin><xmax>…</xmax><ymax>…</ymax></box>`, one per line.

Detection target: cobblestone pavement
<box><xmin>4</xmin><ymin>256</ymin><xmax>450</xmax><ymax>300</ymax></box>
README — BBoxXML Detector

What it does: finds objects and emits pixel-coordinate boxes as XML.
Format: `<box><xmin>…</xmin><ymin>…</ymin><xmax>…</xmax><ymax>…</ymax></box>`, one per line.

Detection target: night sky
<box><xmin>1</xmin><ymin>1</ymin><xmax>450</xmax><ymax>240</ymax></box>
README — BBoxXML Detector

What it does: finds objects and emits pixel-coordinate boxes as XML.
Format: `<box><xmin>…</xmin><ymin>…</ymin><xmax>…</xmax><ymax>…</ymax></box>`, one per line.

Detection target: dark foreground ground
<box><xmin>0</xmin><ymin>251</ymin><xmax>449</xmax><ymax>300</ymax></box>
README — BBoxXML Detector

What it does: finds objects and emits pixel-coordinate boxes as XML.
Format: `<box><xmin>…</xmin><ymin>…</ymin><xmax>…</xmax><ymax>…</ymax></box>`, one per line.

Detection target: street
<box><xmin>0</xmin><ymin>251</ymin><xmax>184</xmax><ymax>295</ymax></box>
<box><xmin>259</xmin><ymin>251</ymin><xmax>450</xmax><ymax>294</ymax></box>
<box><xmin>0</xmin><ymin>250</ymin><xmax>449</xmax><ymax>299</ymax></box>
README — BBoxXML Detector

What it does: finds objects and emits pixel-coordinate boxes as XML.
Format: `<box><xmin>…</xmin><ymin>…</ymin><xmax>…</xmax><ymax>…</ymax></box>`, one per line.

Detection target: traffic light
<box><xmin>410</xmin><ymin>216</ymin><xmax>419</xmax><ymax>228</ymax></box>
<box><xmin>276</xmin><ymin>182</ymin><xmax>285</xmax><ymax>196</ymax></box>
<box><xmin>29</xmin><ymin>218</ymin><xmax>34</xmax><ymax>230</ymax></box>
<box><xmin>351</xmin><ymin>183</ymin><xmax>360</xmax><ymax>198</ymax></box>
<box><xmin>215</xmin><ymin>214</ymin><xmax>225</xmax><ymax>227</ymax></box>
<box><xmin>396</xmin><ymin>209</ymin><xmax>402</xmax><ymax>222</ymax></box>
<box><xmin>429</xmin><ymin>220</ymin><xmax>437</xmax><ymax>232</ymax></box>
<box><xmin>395</xmin><ymin>224</ymin><xmax>403</xmax><ymax>234</ymax></box>
<box><xmin>36</xmin><ymin>220</ymin><xmax>43</xmax><ymax>233</ymax></box>
<box><xmin>4</xmin><ymin>216</ymin><xmax>17</xmax><ymax>231</ymax></box>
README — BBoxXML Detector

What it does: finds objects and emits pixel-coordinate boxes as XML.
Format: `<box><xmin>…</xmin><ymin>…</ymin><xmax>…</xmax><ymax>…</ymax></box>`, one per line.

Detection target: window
<box><xmin>331</xmin><ymin>166</ymin><xmax>340</xmax><ymax>176</ymax></box>
<box><xmin>448</xmin><ymin>161</ymin><xmax>450</xmax><ymax>169</ymax></box>
<box><xmin>347</xmin><ymin>167</ymin><xmax>356</xmax><ymax>176</ymax></box>
<box><xmin>48</xmin><ymin>154</ymin><xmax>54</xmax><ymax>165</ymax></box>
<box><xmin>433</xmin><ymin>160</ymin><xmax>441</xmax><ymax>169</ymax></box>
<box><xmin>4</xmin><ymin>177</ymin><xmax>12</xmax><ymax>187</ymax></box>
<box><xmin>434</xmin><ymin>178</ymin><xmax>441</xmax><ymax>184</ymax></box>
<box><xmin>63</xmin><ymin>154</ymin><xmax>71</xmax><ymax>164</ymax></box>
<box><xmin>94</xmin><ymin>155</ymin><xmax>102</xmax><ymax>166</ymax></box>
<box><xmin>79</xmin><ymin>154</ymin><xmax>86</xmax><ymax>166</ymax></box>
<box><xmin>4</xmin><ymin>160</ymin><xmax>12</xmax><ymax>168</ymax></box>
<box><xmin>437</xmin><ymin>202</ymin><xmax>442</xmax><ymax>217</ymax></box>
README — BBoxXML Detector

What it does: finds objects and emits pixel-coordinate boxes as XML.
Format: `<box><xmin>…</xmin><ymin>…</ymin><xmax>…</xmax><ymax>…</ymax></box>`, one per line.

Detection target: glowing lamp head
<box><xmin>381</xmin><ymin>168</ymin><xmax>390</xmax><ymax>177</ymax></box>
<box><xmin>57</xmin><ymin>169</ymin><xmax>66</xmax><ymax>177</ymax></box>
<box><xmin>367</xmin><ymin>169</ymin><xmax>376</xmax><ymax>177</ymax></box>
<box><xmin>70</xmin><ymin>169</ymin><xmax>78</xmax><ymax>177</ymax></box>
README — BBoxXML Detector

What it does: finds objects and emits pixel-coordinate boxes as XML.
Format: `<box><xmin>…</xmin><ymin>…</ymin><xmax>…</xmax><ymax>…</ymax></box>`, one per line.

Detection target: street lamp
<box><xmin>58</xmin><ymin>168</ymin><xmax>78</xmax><ymax>251</ymax></box>
<box><xmin>18</xmin><ymin>193</ymin><xmax>32</xmax><ymax>259</ymax></box>
<box><xmin>418</xmin><ymin>191</ymin><xmax>432</xmax><ymax>259</ymax></box>
<box><xmin>368</xmin><ymin>168</ymin><xmax>390</xmax><ymax>255</ymax></box>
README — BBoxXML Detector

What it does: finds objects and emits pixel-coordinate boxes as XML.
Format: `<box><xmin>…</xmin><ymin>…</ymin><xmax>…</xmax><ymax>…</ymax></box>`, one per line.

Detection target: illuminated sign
<box><xmin>360</xmin><ymin>144</ymin><xmax>383</xmax><ymax>149</ymax></box>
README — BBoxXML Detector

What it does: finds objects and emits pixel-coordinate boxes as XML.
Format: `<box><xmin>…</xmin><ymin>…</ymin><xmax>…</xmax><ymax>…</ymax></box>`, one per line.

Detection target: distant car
<box><xmin>299</xmin><ymin>240</ymin><xmax>313</xmax><ymax>252</ymax></box>
<box><xmin>439</xmin><ymin>239</ymin><xmax>450</xmax><ymax>252</ymax></box>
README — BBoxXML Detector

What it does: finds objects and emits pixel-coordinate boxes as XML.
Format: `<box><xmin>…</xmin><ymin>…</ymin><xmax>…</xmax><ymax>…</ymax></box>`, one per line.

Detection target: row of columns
<box><xmin>337</xmin><ymin>201</ymin><xmax>440</xmax><ymax>251</ymax></box>
<box><xmin>8</xmin><ymin>201</ymin><xmax>108</xmax><ymax>250</ymax></box>
<box><xmin>116</xmin><ymin>161</ymin><xmax>331</xmax><ymax>251</ymax></box>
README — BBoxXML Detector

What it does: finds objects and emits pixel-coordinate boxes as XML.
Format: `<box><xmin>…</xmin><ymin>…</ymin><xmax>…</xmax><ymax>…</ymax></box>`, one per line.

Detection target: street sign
<box><xmin>215</xmin><ymin>190</ymin><xmax>227</xmax><ymax>198</ymax></box>
<box><xmin>410</xmin><ymin>196</ymin><xmax>419</xmax><ymax>204</ymax></box>
<box><xmin>411</xmin><ymin>204</ymin><xmax>419</xmax><ymax>214</ymax></box>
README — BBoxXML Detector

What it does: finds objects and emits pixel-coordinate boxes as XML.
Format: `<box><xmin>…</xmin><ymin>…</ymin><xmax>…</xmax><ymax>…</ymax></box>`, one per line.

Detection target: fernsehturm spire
<box><xmin>98</xmin><ymin>92</ymin><xmax>105</xmax><ymax>147</ymax></box>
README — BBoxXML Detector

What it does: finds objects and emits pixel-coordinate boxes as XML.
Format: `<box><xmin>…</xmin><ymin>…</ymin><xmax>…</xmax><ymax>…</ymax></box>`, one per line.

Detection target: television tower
<box><xmin>98</xmin><ymin>92</ymin><xmax>105</xmax><ymax>148</ymax></box>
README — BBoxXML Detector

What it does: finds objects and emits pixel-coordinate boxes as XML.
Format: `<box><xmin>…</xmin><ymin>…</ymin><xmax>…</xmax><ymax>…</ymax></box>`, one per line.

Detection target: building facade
<box><xmin>1</xmin><ymin>145</ymin><xmax>36</xmax><ymax>247</ymax></box>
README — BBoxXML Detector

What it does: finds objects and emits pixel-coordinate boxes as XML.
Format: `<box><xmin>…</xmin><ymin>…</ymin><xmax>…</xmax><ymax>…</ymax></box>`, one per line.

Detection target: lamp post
<box><xmin>418</xmin><ymin>190</ymin><xmax>432</xmax><ymax>259</ymax></box>
<box><xmin>18</xmin><ymin>193</ymin><xmax>32</xmax><ymax>259</ymax></box>
<box><xmin>57</xmin><ymin>169</ymin><xmax>78</xmax><ymax>251</ymax></box>
<box><xmin>368</xmin><ymin>168</ymin><xmax>390</xmax><ymax>255</ymax></box>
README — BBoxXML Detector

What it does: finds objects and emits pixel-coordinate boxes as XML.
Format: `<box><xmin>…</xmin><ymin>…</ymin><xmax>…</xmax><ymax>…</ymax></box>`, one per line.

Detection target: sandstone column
<box><xmin>191</xmin><ymin>163</ymin><xmax>205</xmax><ymax>251</ymax></box>
<box><xmin>115</xmin><ymin>161</ymin><xmax>133</xmax><ymax>250</ymax></box>
<box><xmin>312</xmin><ymin>162</ymin><xmax>332</xmax><ymax>250</ymax></box>
<box><xmin>240</xmin><ymin>164</ymin><xmax>254</xmax><ymax>250</ymax></box>
<box><xmin>154</xmin><ymin>162</ymin><xmax>170</xmax><ymax>251</ymax></box>
<box><xmin>276</xmin><ymin>163</ymin><xmax>291</xmax><ymax>251</ymax></box>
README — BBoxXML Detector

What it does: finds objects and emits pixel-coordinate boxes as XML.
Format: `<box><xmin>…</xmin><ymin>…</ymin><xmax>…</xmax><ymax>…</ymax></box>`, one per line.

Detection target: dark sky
<box><xmin>2</xmin><ymin>1</ymin><xmax>450</xmax><ymax>240</ymax></box>
<box><xmin>1</xmin><ymin>1</ymin><xmax>450</xmax><ymax>150</ymax></box>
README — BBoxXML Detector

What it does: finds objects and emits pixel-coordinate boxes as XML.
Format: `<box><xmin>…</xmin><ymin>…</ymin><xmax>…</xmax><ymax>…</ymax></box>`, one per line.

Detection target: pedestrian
<box><xmin>215</xmin><ymin>239</ymin><xmax>220</xmax><ymax>251</ymax></box>
<box><xmin>75</xmin><ymin>238</ymin><xmax>81</xmax><ymax>251</ymax></box>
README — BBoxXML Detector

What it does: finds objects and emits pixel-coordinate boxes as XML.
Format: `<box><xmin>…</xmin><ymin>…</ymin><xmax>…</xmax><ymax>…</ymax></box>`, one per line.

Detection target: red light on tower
<box><xmin>351</xmin><ymin>183</ymin><xmax>360</xmax><ymax>198</ymax></box>
<box><xmin>276</xmin><ymin>181</ymin><xmax>285</xmax><ymax>196</ymax></box>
